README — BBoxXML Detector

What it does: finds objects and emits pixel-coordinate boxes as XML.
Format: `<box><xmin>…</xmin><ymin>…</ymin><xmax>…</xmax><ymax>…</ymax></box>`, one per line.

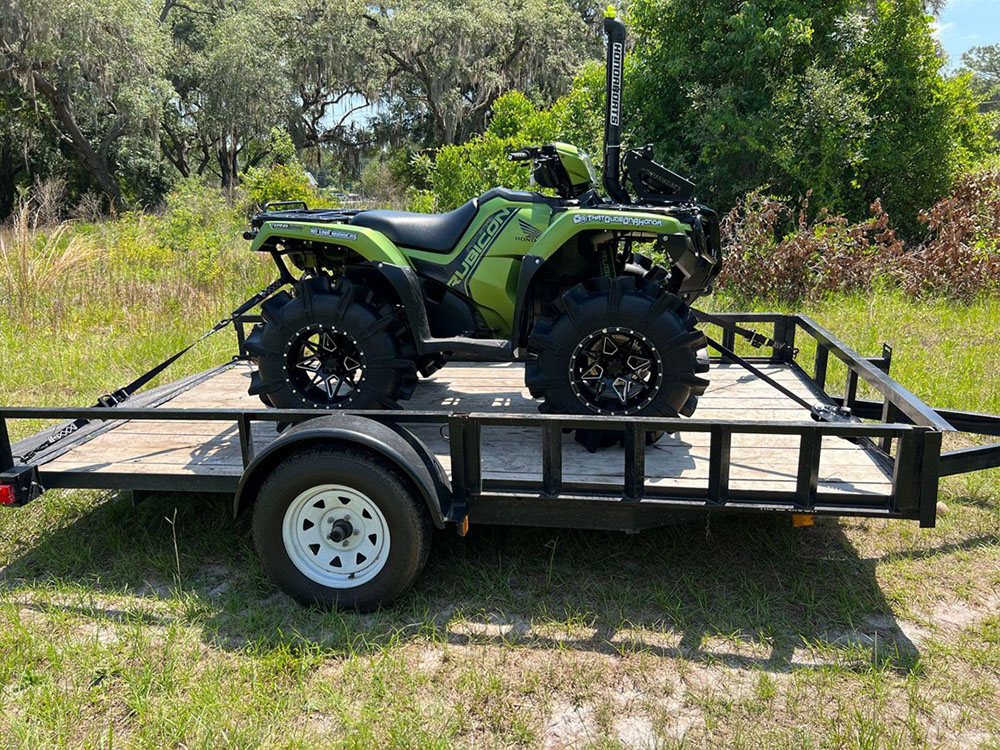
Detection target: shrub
<box><xmin>898</xmin><ymin>171</ymin><xmax>1000</xmax><ymax>300</ymax></box>
<box><xmin>241</xmin><ymin>162</ymin><xmax>330</xmax><ymax>212</ymax></box>
<box><xmin>717</xmin><ymin>192</ymin><xmax>903</xmax><ymax>302</ymax></box>
<box><xmin>425</xmin><ymin>72</ymin><xmax>605</xmax><ymax>212</ymax></box>
<box><xmin>718</xmin><ymin>171</ymin><xmax>1000</xmax><ymax>302</ymax></box>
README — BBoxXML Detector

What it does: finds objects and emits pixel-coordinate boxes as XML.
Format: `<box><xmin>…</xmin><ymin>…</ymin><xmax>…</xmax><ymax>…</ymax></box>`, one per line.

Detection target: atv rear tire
<box><xmin>525</xmin><ymin>276</ymin><xmax>709</xmax><ymax>418</ymax></box>
<box><xmin>246</xmin><ymin>276</ymin><xmax>417</xmax><ymax>410</ymax></box>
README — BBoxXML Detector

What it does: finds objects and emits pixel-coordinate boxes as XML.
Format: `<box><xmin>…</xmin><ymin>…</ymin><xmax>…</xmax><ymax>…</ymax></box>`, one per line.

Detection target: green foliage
<box><xmin>425</xmin><ymin>75</ymin><xmax>605</xmax><ymax>211</ymax></box>
<box><xmin>628</xmin><ymin>0</ymin><xmax>996</xmax><ymax>233</ymax></box>
<box><xmin>241</xmin><ymin>163</ymin><xmax>321</xmax><ymax>211</ymax></box>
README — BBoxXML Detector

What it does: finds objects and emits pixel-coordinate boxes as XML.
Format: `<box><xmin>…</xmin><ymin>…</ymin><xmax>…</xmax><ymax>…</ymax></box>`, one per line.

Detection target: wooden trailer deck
<box><xmin>34</xmin><ymin>361</ymin><xmax>893</xmax><ymax>496</ymax></box>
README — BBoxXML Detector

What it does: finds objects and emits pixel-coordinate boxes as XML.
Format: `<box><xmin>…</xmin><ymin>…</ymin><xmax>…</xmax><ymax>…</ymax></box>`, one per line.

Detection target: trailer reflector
<box><xmin>0</xmin><ymin>484</ymin><xmax>15</xmax><ymax>506</ymax></box>
<box><xmin>792</xmin><ymin>513</ymin><xmax>814</xmax><ymax>527</ymax></box>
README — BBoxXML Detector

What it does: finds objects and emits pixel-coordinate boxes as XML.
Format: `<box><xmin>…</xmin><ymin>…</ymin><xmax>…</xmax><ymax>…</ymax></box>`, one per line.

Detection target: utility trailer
<box><xmin>3</xmin><ymin>313</ymin><xmax>999</xmax><ymax>610</ymax></box>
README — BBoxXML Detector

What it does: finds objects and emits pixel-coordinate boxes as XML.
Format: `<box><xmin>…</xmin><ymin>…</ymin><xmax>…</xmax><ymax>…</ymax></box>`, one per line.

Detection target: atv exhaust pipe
<box><xmin>602</xmin><ymin>14</ymin><xmax>630</xmax><ymax>204</ymax></box>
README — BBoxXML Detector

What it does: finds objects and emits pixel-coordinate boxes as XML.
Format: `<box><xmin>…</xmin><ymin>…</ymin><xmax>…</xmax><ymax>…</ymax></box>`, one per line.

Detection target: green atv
<box><xmin>243</xmin><ymin>14</ymin><xmax>722</xmax><ymax>424</ymax></box>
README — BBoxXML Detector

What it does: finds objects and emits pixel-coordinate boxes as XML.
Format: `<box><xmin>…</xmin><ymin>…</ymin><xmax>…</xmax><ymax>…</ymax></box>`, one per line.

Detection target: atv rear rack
<box><xmin>3</xmin><ymin>313</ymin><xmax>998</xmax><ymax>530</ymax></box>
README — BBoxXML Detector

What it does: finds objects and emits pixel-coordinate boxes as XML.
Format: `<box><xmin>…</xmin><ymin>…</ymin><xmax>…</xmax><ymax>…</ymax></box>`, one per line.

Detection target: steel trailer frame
<box><xmin>3</xmin><ymin>313</ymin><xmax>999</xmax><ymax>532</ymax></box>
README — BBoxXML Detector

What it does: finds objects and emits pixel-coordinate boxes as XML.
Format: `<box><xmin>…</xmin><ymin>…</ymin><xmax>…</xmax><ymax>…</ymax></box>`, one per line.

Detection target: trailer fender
<box><xmin>232</xmin><ymin>414</ymin><xmax>451</xmax><ymax>528</ymax></box>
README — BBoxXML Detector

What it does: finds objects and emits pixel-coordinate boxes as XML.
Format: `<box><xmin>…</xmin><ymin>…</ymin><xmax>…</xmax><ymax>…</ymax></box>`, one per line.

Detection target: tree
<box><xmin>159</xmin><ymin>0</ymin><xmax>298</xmax><ymax>188</ymax></box>
<box><xmin>962</xmin><ymin>44</ymin><xmax>1000</xmax><ymax>138</ymax></box>
<box><xmin>627</xmin><ymin>0</ymin><xmax>993</xmax><ymax>230</ymax></box>
<box><xmin>365</xmin><ymin>0</ymin><xmax>596</xmax><ymax>144</ymax></box>
<box><xmin>0</xmin><ymin>0</ymin><xmax>170</xmax><ymax>209</ymax></box>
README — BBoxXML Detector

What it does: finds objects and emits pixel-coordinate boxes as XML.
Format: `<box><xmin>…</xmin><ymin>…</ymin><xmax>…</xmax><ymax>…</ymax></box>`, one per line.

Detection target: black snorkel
<box><xmin>602</xmin><ymin>10</ymin><xmax>631</xmax><ymax>204</ymax></box>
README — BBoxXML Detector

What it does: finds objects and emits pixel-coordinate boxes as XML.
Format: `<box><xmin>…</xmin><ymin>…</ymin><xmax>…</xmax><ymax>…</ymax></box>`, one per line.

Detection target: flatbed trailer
<box><xmin>3</xmin><ymin>313</ymin><xmax>999</xmax><ymax>609</ymax></box>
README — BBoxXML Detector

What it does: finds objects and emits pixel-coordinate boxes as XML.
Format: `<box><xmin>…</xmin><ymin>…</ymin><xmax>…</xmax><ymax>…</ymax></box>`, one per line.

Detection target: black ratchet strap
<box><xmin>702</xmin><ymin>334</ymin><xmax>855</xmax><ymax>424</ymax></box>
<box><xmin>15</xmin><ymin>279</ymin><xmax>287</xmax><ymax>465</ymax></box>
<box><xmin>692</xmin><ymin>309</ymin><xmax>799</xmax><ymax>358</ymax></box>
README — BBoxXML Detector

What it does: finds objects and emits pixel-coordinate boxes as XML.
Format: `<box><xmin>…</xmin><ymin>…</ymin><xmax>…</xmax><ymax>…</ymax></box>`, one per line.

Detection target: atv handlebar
<box><xmin>507</xmin><ymin>150</ymin><xmax>533</xmax><ymax>162</ymax></box>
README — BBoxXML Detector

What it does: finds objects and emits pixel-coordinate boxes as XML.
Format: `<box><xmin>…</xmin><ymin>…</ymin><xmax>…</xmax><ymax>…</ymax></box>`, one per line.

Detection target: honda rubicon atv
<box><xmin>243</xmin><ymin>13</ymin><xmax>722</xmax><ymax>424</ymax></box>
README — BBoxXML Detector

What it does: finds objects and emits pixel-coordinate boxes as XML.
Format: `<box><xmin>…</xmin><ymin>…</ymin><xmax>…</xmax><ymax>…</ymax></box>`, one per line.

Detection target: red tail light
<box><xmin>0</xmin><ymin>484</ymin><xmax>15</xmax><ymax>506</ymax></box>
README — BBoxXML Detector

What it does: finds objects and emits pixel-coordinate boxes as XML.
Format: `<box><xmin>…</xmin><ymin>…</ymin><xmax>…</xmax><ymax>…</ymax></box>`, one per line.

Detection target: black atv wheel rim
<box><xmin>570</xmin><ymin>327</ymin><xmax>662</xmax><ymax>415</ymax></box>
<box><xmin>286</xmin><ymin>326</ymin><xmax>366</xmax><ymax>407</ymax></box>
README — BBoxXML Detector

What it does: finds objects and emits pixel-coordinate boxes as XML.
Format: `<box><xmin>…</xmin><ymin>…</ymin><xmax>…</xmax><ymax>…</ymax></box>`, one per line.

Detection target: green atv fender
<box><xmin>249</xmin><ymin>197</ymin><xmax>691</xmax><ymax>347</ymax></box>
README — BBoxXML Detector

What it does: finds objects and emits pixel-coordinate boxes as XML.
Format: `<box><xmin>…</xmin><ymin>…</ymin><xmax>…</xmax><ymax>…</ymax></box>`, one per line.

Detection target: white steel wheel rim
<box><xmin>282</xmin><ymin>484</ymin><xmax>391</xmax><ymax>588</ymax></box>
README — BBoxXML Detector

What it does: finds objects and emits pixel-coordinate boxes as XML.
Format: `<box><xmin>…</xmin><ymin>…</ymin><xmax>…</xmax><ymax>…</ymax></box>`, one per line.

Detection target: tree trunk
<box><xmin>0</xmin><ymin>143</ymin><xmax>23</xmax><ymax>220</ymax></box>
<box><xmin>31</xmin><ymin>72</ymin><xmax>125</xmax><ymax>210</ymax></box>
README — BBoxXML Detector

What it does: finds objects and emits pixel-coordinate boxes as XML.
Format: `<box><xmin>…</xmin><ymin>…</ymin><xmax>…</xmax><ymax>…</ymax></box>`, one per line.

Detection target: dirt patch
<box><xmin>932</xmin><ymin>593</ymin><xmax>1000</xmax><ymax>631</ymax></box>
<box><xmin>544</xmin><ymin>701</ymin><xmax>596</xmax><ymax>749</ymax></box>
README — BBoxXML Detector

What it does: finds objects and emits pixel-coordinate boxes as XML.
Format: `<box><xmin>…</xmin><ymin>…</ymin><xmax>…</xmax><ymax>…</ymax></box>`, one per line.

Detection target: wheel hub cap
<box><xmin>570</xmin><ymin>327</ymin><xmax>662</xmax><ymax>415</ymax></box>
<box><xmin>282</xmin><ymin>484</ymin><xmax>390</xmax><ymax>587</ymax></box>
<box><xmin>286</xmin><ymin>326</ymin><xmax>366</xmax><ymax>407</ymax></box>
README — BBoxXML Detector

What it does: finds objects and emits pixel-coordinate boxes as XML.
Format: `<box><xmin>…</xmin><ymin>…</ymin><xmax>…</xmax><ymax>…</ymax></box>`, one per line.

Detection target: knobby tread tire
<box><xmin>246</xmin><ymin>276</ymin><xmax>418</xmax><ymax>410</ymax></box>
<box><xmin>524</xmin><ymin>276</ymin><xmax>709</xmax><ymax>419</ymax></box>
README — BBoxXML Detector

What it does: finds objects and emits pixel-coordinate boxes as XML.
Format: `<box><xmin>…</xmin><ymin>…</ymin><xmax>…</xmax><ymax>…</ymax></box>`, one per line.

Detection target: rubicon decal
<box><xmin>446</xmin><ymin>208</ymin><xmax>519</xmax><ymax>293</ymax></box>
<box><xmin>572</xmin><ymin>214</ymin><xmax>663</xmax><ymax>227</ymax></box>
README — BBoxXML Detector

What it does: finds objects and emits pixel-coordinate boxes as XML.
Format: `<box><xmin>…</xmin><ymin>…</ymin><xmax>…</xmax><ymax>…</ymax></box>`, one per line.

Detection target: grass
<box><xmin>1</xmin><ymin>210</ymin><xmax>999</xmax><ymax>748</ymax></box>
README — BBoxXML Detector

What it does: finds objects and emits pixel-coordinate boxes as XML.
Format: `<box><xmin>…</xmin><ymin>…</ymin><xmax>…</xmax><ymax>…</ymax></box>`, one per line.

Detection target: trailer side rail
<box><xmin>4</xmin><ymin>313</ymin><xmax>998</xmax><ymax>530</ymax></box>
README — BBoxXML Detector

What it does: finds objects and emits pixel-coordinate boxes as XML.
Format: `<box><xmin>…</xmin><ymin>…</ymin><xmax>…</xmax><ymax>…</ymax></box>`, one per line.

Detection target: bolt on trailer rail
<box><xmin>2</xmin><ymin>313</ymin><xmax>998</xmax><ymax>533</ymax></box>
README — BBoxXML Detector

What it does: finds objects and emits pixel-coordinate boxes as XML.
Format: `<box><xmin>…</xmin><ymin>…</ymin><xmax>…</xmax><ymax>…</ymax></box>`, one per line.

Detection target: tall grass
<box><xmin>0</xmin><ymin>183</ymin><xmax>272</xmax><ymax>435</ymax></box>
<box><xmin>0</xmin><ymin>203</ymin><xmax>100</xmax><ymax>320</ymax></box>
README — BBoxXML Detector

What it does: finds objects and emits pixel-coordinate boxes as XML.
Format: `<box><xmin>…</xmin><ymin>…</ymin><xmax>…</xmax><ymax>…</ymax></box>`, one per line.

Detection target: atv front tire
<box><xmin>525</xmin><ymin>276</ymin><xmax>709</xmax><ymax>419</ymax></box>
<box><xmin>246</xmin><ymin>277</ymin><xmax>417</xmax><ymax>410</ymax></box>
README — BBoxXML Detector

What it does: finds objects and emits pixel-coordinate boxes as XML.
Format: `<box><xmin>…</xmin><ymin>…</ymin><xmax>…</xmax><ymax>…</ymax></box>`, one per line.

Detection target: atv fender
<box><xmin>251</xmin><ymin>219</ymin><xmax>441</xmax><ymax>353</ymax></box>
<box><xmin>250</xmin><ymin>220</ymin><xmax>414</xmax><ymax>268</ymax></box>
<box><xmin>510</xmin><ymin>209</ymin><xmax>692</xmax><ymax>349</ymax></box>
<box><xmin>531</xmin><ymin>209</ymin><xmax>690</xmax><ymax>259</ymax></box>
<box><xmin>232</xmin><ymin>414</ymin><xmax>452</xmax><ymax>528</ymax></box>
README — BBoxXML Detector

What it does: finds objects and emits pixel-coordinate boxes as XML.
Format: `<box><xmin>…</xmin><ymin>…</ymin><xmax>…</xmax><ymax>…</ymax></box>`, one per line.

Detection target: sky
<box><xmin>936</xmin><ymin>0</ymin><xmax>1000</xmax><ymax>68</ymax></box>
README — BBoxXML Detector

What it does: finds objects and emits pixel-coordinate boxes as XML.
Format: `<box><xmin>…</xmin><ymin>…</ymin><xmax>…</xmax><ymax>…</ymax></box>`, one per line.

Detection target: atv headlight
<box><xmin>580</xmin><ymin>151</ymin><xmax>598</xmax><ymax>187</ymax></box>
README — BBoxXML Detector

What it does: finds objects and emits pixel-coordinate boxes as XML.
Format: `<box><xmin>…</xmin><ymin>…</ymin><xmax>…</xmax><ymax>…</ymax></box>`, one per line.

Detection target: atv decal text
<box><xmin>517</xmin><ymin>219</ymin><xmax>542</xmax><ymax>242</ymax></box>
<box><xmin>445</xmin><ymin>207</ymin><xmax>520</xmax><ymax>293</ymax></box>
<box><xmin>572</xmin><ymin>214</ymin><xmax>662</xmax><ymax>228</ymax></box>
<box><xmin>609</xmin><ymin>41</ymin><xmax>623</xmax><ymax>127</ymax></box>
<box><xmin>309</xmin><ymin>227</ymin><xmax>358</xmax><ymax>241</ymax></box>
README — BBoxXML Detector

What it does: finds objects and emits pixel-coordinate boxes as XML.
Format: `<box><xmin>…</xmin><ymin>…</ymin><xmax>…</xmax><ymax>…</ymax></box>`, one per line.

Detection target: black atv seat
<box><xmin>350</xmin><ymin>200</ymin><xmax>478</xmax><ymax>253</ymax></box>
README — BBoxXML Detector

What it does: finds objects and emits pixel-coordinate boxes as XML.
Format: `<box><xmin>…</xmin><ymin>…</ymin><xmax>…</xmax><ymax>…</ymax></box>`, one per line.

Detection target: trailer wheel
<box><xmin>252</xmin><ymin>446</ymin><xmax>432</xmax><ymax>611</ymax></box>
<box><xmin>246</xmin><ymin>276</ymin><xmax>418</xmax><ymax>410</ymax></box>
<box><xmin>526</xmin><ymin>276</ymin><xmax>709</xmax><ymax>419</ymax></box>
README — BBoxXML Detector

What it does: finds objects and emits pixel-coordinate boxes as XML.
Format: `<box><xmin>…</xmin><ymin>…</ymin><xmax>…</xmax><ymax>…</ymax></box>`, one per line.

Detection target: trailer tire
<box><xmin>526</xmin><ymin>276</ymin><xmax>709</xmax><ymax>419</ymax></box>
<box><xmin>252</xmin><ymin>446</ymin><xmax>432</xmax><ymax>611</ymax></box>
<box><xmin>246</xmin><ymin>276</ymin><xmax>417</xmax><ymax>410</ymax></box>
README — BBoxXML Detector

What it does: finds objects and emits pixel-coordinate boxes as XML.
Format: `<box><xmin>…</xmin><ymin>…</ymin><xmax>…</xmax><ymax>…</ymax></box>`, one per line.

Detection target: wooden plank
<box><xmin>36</xmin><ymin>360</ymin><xmax>893</xmax><ymax>497</ymax></box>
